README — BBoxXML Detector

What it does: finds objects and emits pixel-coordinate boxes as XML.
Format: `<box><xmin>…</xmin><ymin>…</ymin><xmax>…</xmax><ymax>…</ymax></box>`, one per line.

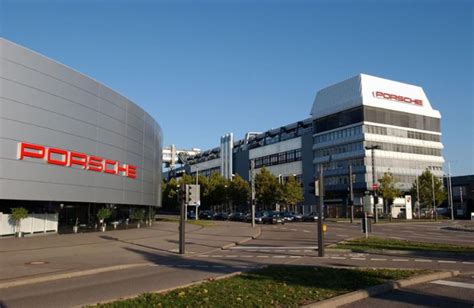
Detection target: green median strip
<box><xmin>90</xmin><ymin>266</ymin><xmax>422</xmax><ymax>308</ymax></box>
<box><xmin>336</xmin><ymin>236</ymin><xmax>474</xmax><ymax>253</ymax></box>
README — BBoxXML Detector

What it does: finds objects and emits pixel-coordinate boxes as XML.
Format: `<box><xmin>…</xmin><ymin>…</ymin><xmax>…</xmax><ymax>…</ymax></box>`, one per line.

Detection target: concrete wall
<box><xmin>0</xmin><ymin>39</ymin><xmax>162</xmax><ymax>206</ymax></box>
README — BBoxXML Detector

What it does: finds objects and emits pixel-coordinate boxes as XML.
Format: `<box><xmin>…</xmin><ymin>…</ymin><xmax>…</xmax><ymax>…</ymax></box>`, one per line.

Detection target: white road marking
<box><xmin>290</xmin><ymin>256</ymin><xmax>302</xmax><ymax>258</ymax></box>
<box><xmin>462</xmin><ymin>261</ymin><xmax>474</xmax><ymax>265</ymax></box>
<box><xmin>438</xmin><ymin>260</ymin><xmax>456</xmax><ymax>264</ymax></box>
<box><xmin>370</xmin><ymin>258</ymin><xmax>387</xmax><ymax>261</ymax></box>
<box><xmin>257</xmin><ymin>255</ymin><xmax>269</xmax><ymax>258</ymax></box>
<box><xmin>212</xmin><ymin>265</ymin><xmax>227</xmax><ymax>268</ymax></box>
<box><xmin>303</xmin><ymin>230</ymin><xmax>310</xmax><ymax>233</ymax></box>
<box><xmin>351</xmin><ymin>257</ymin><xmax>366</xmax><ymax>260</ymax></box>
<box><xmin>392</xmin><ymin>259</ymin><xmax>409</xmax><ymax>262</ymax></box>
<box><xmin>290</xmin><ymin>229</ymin><xmax>298</xmax><ymax>231</ymax></box>
<box><xmin>431</xmin><ymin>280</ymin><xmax>474</xmax><ymax>290</ymax></box>
<box><xmin>272</xmin><ymin>255</ymin><xmax>287</xmax><ymax>258</ymax></box>
<box><xmin>414</xmin><ymin>259</ymin><xmax>432</xmax><ymax>262</ymax></box>
<box><xmin>331</xmin><ymin>256</ymin><xmax>346</xmax><ymax>260</ymax></box>
<box><xmin>240</xmin><ymin>255</ymin><xmax>253</xmax><ymax>258</ymax></box>
<box><xmin>212</xmin><ymin>255</ymin><xmax>223</xmax><ymax>257</ymax></box>
<box><xmin>230</xmin><ymin>246</ymin><xmax>318</xmax><ymax>250</ymax></box>
<box><xmin>226</xmin><ymin>255</ymin><xmax>238</xmax><ymax>258</ymax></box>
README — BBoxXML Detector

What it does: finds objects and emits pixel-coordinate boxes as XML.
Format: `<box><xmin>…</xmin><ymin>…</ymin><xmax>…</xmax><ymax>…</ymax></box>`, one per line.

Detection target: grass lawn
<box><xmin>92</xmin><ymin>266</ymin><xmax>422</xmax><ymax>308</ymax></box>
<box><xmin>336</xmin><ymin>236</ymin><xmax>474</xmax><ymax>253</ymax></box>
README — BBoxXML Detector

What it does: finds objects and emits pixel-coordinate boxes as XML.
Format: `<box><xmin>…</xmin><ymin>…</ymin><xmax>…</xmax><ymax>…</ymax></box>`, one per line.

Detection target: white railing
<box><xmin>0</xmin><ymin>213</ymin><xmax>58</xmax><ymax>236</ymax></box>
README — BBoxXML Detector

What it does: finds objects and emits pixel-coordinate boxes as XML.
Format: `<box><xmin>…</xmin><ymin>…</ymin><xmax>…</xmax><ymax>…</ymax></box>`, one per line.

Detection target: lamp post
<box><xmin>365</xmin><ymin>145</ymin><xmax>380</xmax><ymax>223</ymax></box>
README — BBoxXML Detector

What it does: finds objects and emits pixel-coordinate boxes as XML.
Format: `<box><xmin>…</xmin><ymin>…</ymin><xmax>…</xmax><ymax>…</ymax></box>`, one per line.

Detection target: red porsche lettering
<box><xmin>17</xmin><ymin>142</ymin><xmax>137</xmax><ymax>179</ymax></box>
<box><xmin>373</xmin><ymin>91</ymin><xmax>423</xmax><ymax>106</ymax></box>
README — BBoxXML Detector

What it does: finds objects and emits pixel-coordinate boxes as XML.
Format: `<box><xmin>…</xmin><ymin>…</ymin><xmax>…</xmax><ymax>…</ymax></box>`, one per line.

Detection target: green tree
<box><xmin>10</xmin><ymin>207</ymin><xmax>28</xmax><ymax>235</ymax></box>
<box><xmin>282</xmin><ymin>176</ymin><xmax>304</xmax><ymax>211</ymax></box>
<box><xmin>228</xmin><ymin>174</ymin><xmax>250</xmax><ymax>211</ymax></box>
<box><xmin>411</xmin><ymin>169</ymin><xmax>447</xmax><ymax>217</ymax></box>
<box><xmin>207</xmin><ymin>172</ymin><xmax>228</xmax><ymax>209</ymax></box>
<box><xmin>255</xmin><ymin>167</ymin><xmax>282</xmax><ymax>210</ymax></box>
<box><xmin>162</xmin><ymin>178</ymin><xmax>180</xmax><ymax>211</ymax></box>
<box><xmin>377</xmin><ymin>172</ymin><xmax>401</xmax><ymax>219</ymax></box>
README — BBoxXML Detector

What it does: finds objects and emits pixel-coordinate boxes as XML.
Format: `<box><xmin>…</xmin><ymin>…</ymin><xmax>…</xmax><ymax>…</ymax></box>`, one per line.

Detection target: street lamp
<box><xmin>365</xmin><ymin>145</ymin><xmax>380</xmax><ymax>223</ymax></box>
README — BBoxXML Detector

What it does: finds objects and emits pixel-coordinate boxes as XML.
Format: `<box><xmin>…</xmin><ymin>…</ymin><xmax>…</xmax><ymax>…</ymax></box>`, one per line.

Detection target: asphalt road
<box><xmin>0</xmin><ymin>220</ymin><xmax>472</xmax><ymax>307</ymax></box>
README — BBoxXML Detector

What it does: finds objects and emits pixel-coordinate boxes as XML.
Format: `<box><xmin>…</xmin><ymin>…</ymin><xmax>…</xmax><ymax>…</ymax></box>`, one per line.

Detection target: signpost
<box><xmin>317</xmin><ymin>169</ymin><xmax>324</xmax><ymax>257</ymax></box>
<box><xmin>179</xmin><ymin>184</ymin><xmax>200</xmax><ymax>255</ymax></box>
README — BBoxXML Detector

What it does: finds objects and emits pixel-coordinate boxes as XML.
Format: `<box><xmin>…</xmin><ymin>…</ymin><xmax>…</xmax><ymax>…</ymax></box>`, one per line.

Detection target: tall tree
<box><xmin>207</xmin><ymin>172</ymin><xmax>228</xmax><ymax>209</ymax></box>
<box><xmin>377</xmin><ymin>171</ymin><xmax>401</xmax><ymax>218</ymax></box>
<box><xmin>228</xmin><ymin>174</ymin><xmax>250</xmax><ymax>211</ymax></box>
<box><xmin>255</xmin><ymin>167</ymin><xmax>282</xmax><ymax>210</ymax></box>
<box><xmin>282</xmin><ymin>176</ymin><xmax>304</xmax><ymax>212</ymax></box>
<box><xmin>161</xmin><ymin>178</ymin><xmax>180</xmax><ymax>211</ymax></box>
<box><xmin>411</xmin><ymin>169</ymin><xmax>447</xmax><ymax>214</ymax></box>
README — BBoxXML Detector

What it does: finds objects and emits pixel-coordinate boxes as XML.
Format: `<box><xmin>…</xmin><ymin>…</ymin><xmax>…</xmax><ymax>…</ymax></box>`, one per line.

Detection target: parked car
<box><xmin>282</xmin><ymin>212</ymin><xmax>295</xmax><ymax>222</ymax></box>
<box><xmin>199</xmin><ymin>210</ymin><xmax>214</xmax><ymax>220</ymax></box>
<box><xmin>293</xmin><ymin>213</ymin><xmax>303</xmax><ymax>222</ymax></box>
<box><xmin>302</xmin><ymin>212</ymin><xmax>320</xmax><ymax>222</ymax></box>
<box><xmin>262</xmin><ymin>212</ymin><xmax>284</xmax><ymax>224</ymax></box>
<box><xmin>245</xmin><ymin>211</ymin><xmax>264</xmax><ymax>224</ymax></box>
<box><xmin>213</xmin><ymin>212</ymin><xmax>229</xmax><ymax>220</ymax></box>
<box><xmin>187</xmin><ymin>211</ymin><xmax>196</xmax><ymax>220</ymax></box>
<box><xmin>229</xmin><ymin>212</ymin><xmax>246</xmax><ymax>222</ymax></box>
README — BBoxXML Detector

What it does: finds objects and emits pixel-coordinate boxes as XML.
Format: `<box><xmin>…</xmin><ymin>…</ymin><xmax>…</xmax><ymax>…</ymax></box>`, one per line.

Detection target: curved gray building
<box><xmin>0</xmin><ymin>38</ymin><xmax>162</xmax><ymax>228</ymax></box>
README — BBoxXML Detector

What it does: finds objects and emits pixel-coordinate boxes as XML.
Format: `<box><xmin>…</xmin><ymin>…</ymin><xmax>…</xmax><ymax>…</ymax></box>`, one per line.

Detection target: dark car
<box><xmin>292</xmin><ymin>213</ymin><xmax>303</xmax><ymax>222</ymax></box>
<box><xmin>302</xmin><ymin>212</ymin><xmax>320</xmax><ymax>222</ymax></box>
<box><xmin>199</xmin><ymin>210</ymin><xmax>214</xmax><ymax>220</ymax></box>
<box><xmin>262</xmin><ymin>212</ymin><xmax>284</xmax><ymax>224</ymax></box>
<box><xmin>282</xmin><ymin>212</ymin><xmax>297</xmax><ymax>222</ymax></box>
<box><xmin>187</xmin><ymin>211</ymin><xmax>196</xmax><ymax>220</ymax></box>
<box><xmin>213</xmin><ymin>212</ymin><xmax>229</xmax><ymax>220</ymax></box>
<box><xmin>245</xmin><ymin>212</ymin><xmax>263</xmax><ymax>224</ymax></box>
<box><xmin>228</xmin><ymin>212</ymin><xmax>246</xmax><ymax>222</ymax></box>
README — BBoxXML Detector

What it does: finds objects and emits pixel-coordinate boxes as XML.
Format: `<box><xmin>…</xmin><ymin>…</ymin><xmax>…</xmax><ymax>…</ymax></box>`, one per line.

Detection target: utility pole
<box><xmin>448</xmin><ymin>162</ymin><xmax>454</xmax><ymax>221</ymax></box>
<box><xmin>349</xmin><ymin>164</ymin><xmax>354</xmax><ymax>223</ymax></box>
<box><xmin>365</xmin><ymin>145</ymin><xmax>380</xmax><ymax>223</ymax></box>
<box><xmin>195</xmin><ymin>168</ymin><xmax>199</xmax><ymax>220</ymax></box>
<box><xmin>432</xmin><ymin>173</ymin><xmax>437</xmax><ymax>221</ymax></box>
<box><xmin>318</xmin><ymin>168</ymin><xmax>325</xmax><ymax>257</ymax></box>
<box><xmin>251</xmin><ymin>160</ymin><xmax>256</xmax><ymax>228</ymax></box>
<box><xmin>179</xmin><ymin>183</ymin><xmax>186</xmax><ymax>254</ymax></box>
<box><xmin>416</xmin><ymin>170</ymin><xmax>420</xmax><ymax>219</ymax></box>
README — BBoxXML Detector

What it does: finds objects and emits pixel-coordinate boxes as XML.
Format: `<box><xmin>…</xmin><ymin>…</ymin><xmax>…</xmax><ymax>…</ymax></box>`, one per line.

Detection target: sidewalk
<box><xmin>0</xmin><ymin>220</ymin><xmax>260</xmax><ymax>284</ymax></box>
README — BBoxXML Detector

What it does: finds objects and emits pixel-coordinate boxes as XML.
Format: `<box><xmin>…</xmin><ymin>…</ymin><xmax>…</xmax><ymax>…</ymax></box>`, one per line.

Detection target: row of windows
<box><xmin>365</xmin><ymin>141</ymin><xmax>442</xmax><ymax>156</ymax></box>
<box><xmin>314</xmin><ymin>125</ymin><xmax>363</xmax><ymax>143</ymax></box>
<box><xmin>314</xmin><ymin>142</ymin><xmax>364</xmax><ymax>158</ymax></box>
<box><xmin>364</xmin><ymin>125</ymin><xmax>441</xmax><ymax>142</ymax></box>
<box><xmin>281</xmin><ymin>175</ymin><xmax>303</xmax><ymax>185</ymax></box>
<box><xmin>314</xmin><ymin>106</ymin><xmax>441</xmax><ymax>134</ymax></box>
<box><xmin>364</xmin><ymin>106</ymin><xmax>440</xmax><ymax>132</ymax></box>
<box><xmin>191</xmin><ymin>167</ymin><xmax>220</xmax><ymax>178</ymax></box>
<box><xmin>253</xmin><ymin>149</ymin><xmax>302</xmax><ymax>169</ymax></box>
<box><xmin>318</xmin><ymin>158</ymin><xmax>365</xmax><ymax>171</ymax></box>
<box><xmin>368</xmin><ymin>158</ymin><xmax>443</xmax><ymax>172</ymax></box>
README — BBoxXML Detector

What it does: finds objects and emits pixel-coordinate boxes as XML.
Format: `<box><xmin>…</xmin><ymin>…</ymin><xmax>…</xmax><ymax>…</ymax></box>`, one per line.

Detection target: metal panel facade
<box><xmin>0</xmin><ymin>39</ymin><xmax>162</xmax><ymax>206</ymax></box>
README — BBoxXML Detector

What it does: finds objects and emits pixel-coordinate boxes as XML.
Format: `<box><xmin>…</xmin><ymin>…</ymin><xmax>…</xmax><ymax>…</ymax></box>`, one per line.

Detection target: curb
<box><xmin>221</xmin><ymin>227</ymin><xmax>262</xmax><ymax>250</ymax></box>
<box><xmin>326</xmin><ymin>247</ymin><xmax>474</xmax><ymax>258</ymax></box>
<box><xmin>0</xmin><ymin>263</ymin><xmax>150</xmax><ymax>289</ymax></box>
<box><xmin>302</xmin><ymin>270</ymin><xmax>459</xmax><ymax>307</ymax></box>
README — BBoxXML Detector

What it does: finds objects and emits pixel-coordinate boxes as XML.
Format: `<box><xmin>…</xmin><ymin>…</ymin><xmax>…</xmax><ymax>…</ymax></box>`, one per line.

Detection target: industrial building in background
<box><xmin>0</xmin><ymin>39</ymin><xmax>163</xmax><ymax>235</ymax></box>
<box><xmin>167</xmin><ymin>74</ymin><xmax>445</xmax><ymax>217</ymax></box>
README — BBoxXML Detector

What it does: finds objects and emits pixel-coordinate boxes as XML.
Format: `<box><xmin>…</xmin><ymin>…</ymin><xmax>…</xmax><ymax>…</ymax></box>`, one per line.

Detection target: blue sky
<box><xmin>1</xmin><ymin>0</ymin><xmax>473</xmax><ymax>175</ymax></box>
